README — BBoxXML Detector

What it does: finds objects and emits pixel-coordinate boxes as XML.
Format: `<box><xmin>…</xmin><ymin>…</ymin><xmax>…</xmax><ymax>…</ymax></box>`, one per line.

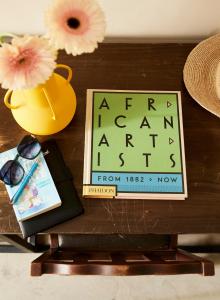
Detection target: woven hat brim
<box><xmin>183</xmin><ymin>33</ymin><xmax>220</xmax><ymax>118</ymax></box>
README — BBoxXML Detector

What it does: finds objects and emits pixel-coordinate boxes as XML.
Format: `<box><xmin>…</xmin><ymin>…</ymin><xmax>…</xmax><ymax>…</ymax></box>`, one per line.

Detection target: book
<box><xmin>83</xmin><ymin>89</ymin><xmax>187</xmax><ymax>200</ymax></box>
<box><xmin>19</xmin><ymin>139</ymin><xmax>84</xmax><ymax>238</ymax></box>
<box><xmin>0</xmin><ymin>147</ymin><xmax>61</xmax><ymax>221</ymax></box>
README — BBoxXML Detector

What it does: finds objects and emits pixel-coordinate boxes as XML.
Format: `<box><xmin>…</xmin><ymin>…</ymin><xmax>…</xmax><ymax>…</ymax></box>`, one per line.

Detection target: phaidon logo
<box><xmin>83</xmin><ymin>185</ymin><xmax>116</xmax><ymax>198</ymax></box>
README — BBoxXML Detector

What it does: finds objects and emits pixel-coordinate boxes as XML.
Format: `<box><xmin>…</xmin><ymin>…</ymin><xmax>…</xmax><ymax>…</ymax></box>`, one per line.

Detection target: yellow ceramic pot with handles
<box><xmin>4</xmin><ymin>64</ymin><xmax>76</xmax><ymax>135</ymax></box>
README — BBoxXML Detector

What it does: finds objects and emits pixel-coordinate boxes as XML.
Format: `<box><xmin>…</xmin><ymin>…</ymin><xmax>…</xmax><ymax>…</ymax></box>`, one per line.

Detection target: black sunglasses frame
<box><xmin>0</xmin><ymin>135</ymin><xmax>41</xmax><ymax>186</ymax></box>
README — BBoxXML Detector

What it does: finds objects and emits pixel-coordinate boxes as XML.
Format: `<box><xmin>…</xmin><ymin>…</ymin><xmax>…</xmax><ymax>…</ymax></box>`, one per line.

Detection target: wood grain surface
<box><xmin>0</xmin><ymin>43</ymin><xmax>220</xmax><ymax>235</ymax></box>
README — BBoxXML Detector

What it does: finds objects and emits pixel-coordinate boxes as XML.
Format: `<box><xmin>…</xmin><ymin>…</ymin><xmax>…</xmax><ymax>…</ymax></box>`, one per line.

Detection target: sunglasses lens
<box><xmin>17</xmin><ymin>135</ymin><xmax>41</xmax><ymax>159</ymax></box>
<box><xmin>0</xmin><ymin>160</ymin><xmax>24</xmax><ymax>186</ymax></box>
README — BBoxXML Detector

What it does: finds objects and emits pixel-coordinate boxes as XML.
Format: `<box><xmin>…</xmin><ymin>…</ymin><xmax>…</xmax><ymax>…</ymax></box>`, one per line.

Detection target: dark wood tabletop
<box><xmin>0</xmin><ymin>43</ymin><xmax>220</xmax><ymax>235</ymax></box>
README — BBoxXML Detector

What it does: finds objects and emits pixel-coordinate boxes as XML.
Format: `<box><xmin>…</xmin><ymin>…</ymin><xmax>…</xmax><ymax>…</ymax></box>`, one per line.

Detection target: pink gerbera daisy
<box><xmin>45</xmin><ymin>0</ymin><xmax>106</xmax><ymax>56</ymax></box>
<box><xmin>0</xmin><ymin>36</ymin><xmax>57</xmax><ymax>90</ymax></box>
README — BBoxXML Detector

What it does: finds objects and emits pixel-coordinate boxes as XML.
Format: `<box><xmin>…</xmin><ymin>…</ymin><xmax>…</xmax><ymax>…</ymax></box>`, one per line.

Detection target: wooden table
<box><xmin>1</xmin><ymin>43</ymin><xmax>220</xmax><ymax>236</ymax></box>
<box><xmin>0</xmin><ymin>43</ymin><xmax>219</xmax><ymax>276</ymax></box>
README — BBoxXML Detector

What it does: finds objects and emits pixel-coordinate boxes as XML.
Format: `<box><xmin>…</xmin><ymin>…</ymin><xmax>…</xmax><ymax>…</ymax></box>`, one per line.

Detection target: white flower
<box><xmin>0</xmin><ymin>35</ymin><xmax>57</xmax><ymax>90</ymax></box>
<box><xmin>45</xmin><ymin>0</ymin><xmax>106</xmax><ymax>56</ymax></box>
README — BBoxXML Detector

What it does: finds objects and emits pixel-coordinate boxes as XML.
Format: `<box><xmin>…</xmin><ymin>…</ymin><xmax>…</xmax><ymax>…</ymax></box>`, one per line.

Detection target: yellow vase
<box><xmin>4</xmin><ymin>64</ymin><xmax>77</xmax><ymax>135</ymax></box>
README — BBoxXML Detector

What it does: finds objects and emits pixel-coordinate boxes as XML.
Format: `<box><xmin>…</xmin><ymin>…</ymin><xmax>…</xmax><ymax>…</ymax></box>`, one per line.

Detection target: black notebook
<box><xmin>19</xmin><ymin>139</ymin><xmax>84</xmax><ymax>238</ymax></box>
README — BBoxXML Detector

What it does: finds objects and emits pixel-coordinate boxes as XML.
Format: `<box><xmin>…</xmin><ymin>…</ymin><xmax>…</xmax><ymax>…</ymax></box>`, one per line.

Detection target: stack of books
<box><xmin>0</xmin><ymin>140</ymin><xmax>83</xmax><ymax>237</ymax></box>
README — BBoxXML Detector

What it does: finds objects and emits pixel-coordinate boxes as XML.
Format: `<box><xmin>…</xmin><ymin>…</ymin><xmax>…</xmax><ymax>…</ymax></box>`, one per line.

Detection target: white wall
<box><xmin>0</xmin><ymin>0</ymin><xmax>220</xmax><ymax>41</ymax></box>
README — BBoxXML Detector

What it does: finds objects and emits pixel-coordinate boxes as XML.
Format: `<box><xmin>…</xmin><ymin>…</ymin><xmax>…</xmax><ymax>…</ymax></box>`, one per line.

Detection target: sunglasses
<box><xmin>0</xmin><ymin>135</ymin><xmax>41</xmax><ymax>186</ymax></box>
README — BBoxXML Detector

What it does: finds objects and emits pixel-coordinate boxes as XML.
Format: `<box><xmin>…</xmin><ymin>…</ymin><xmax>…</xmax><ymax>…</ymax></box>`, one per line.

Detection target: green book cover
<box><xmin>83</xmin><ymin>90</ymin><xmax>187</xmax><ymax>200</ymax></box>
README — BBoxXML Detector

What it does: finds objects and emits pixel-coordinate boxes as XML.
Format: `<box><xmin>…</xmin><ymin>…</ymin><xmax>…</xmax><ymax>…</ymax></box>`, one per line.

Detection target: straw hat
<box><xmin>183</xmin><ymin>33</ymin><xmax>220</xmax><ymax>117</ymax></box>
